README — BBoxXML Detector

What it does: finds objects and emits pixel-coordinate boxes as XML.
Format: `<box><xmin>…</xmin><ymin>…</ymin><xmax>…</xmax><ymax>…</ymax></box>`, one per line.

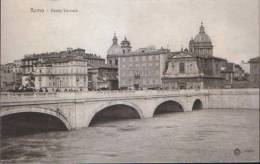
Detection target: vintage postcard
<box><xmin>0</xmin><ymin>0</ymin><xmax>259</xmax><ymax>163</ymax></box>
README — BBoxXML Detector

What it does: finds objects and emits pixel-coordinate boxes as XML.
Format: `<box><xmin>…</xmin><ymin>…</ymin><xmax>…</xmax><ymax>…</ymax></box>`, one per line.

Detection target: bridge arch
<box><xmin>192</xmin><ymin>98</ymin><xmax>203</xmax><ymax>110</ymax></box>
<box><xmin>0</xmin><ymin>107</ymin><xmax>72</xmax><ymax>131</ymax></box>
<box><xmin>87</xmin><ymin>101</ymin><xmax>144</xmax><ymax>126</ymax></box>
<box><xmin>153</xmin><ymin>98</ymin><xmax>185</xmax><ymax>116</ymax></box>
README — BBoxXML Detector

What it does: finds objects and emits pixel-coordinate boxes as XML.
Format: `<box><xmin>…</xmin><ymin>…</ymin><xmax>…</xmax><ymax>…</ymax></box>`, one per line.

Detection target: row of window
<box><xmin>120</xmin><ymin>55</ymin><xmax>160</xmax><ymax>62</ymax></box>
<box><xmin>38</xmin><ymin>75</ymin><xmax>87</xmax><ymax>81</ymax></box>
<box><xmin>108</xmin><ymin>59</ymin><xmax>118</xmax><ymax>65</ymax></box>
<box><xmin>44</xmin><ymin>81</ymin><xmax>87</xmax><ymax>88</ymax></box>
<box><xmin>121</xmin><ymin>62</ymin><xmax>159</xmax><ymax>68</ymax></box>
<box><xmin>120</xmin><ymin>70</ymin><xmax>159</xmax><ymax>77</ymax></box>
<box><xmin>38</xmin><ymin>76</ymin><xmax>87</xmax><ymax>87</ymax></box>
<box><xmin>37</xmin><ymin>67</ymin><xmax>88</xmax><ymax>74</ymax></box>
<box><xmin>171</xmin><ymin>62</ymin><xmax>195</xmax><ymax>74</ymax></box>
<box><xmin>121</xmin><ymin>79</ymin><xmax>160</xmax><ymax>85</ymax></box>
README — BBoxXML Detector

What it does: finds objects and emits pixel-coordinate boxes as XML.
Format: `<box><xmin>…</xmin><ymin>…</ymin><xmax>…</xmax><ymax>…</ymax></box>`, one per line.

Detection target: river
<box><xmin>0</xmin><ymin>108</ymin><xmax>259</xmax><ymax>163</ymax></box>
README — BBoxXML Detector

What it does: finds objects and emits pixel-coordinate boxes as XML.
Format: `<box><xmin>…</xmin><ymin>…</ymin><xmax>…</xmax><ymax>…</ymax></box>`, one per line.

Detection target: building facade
<box><xmin>118</xmin><ymin>47</ymin><xmax>168</xmax><ymax>89</ymax></box>
<box><xmin>88</xmin><ymin>63</ymin><xmax>118</xmax><ymax>90</ymax></box>
<box><xmin>20</xmin><ymin>48</ymin><xmax>104</xmax><ymax>91</ymax></box>
<box><xmin>249</xmin><ymin>56</ymin><xmax>260</xmax><ymax>87</ymax></box>
<box><xmin>0</xmin><ymin>63</ymin><xmax>22</xmax><ymax>91</ymax></box>
<box><xmin>107</xmin><ymin>33</ymin><xmax>132</xmax><ymax>67</ymax></box>
<box><xmin>34</xmin><ymin>57</ymin><xmax>88</xmax><ymax>92</ymax></box>
<box><xmin>162</xmin><ymin>23</ymin><xmax>227</xmax><ymax>89</ymax></box>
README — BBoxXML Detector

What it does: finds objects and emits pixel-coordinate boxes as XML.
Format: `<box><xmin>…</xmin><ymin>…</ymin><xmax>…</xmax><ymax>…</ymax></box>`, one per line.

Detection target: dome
<box><xmin>194</xmin><ymin>23</ymin><xmax>212</xmax><ymax>43</ymax></box>
<box><xmin>107</xmin><ymin>44</ymin><xmax>122</xmax><ymax>56</ymax></box>
<box><xmin>107</xmin><ymin>33</ymin><xmax>122</xmax><ymax>56</ymax></box>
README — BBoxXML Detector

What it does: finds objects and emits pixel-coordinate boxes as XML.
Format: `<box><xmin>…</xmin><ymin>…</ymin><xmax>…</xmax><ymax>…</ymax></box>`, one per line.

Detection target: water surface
<box><xmin>1</xmin><ymin>109</ymin><xmax>259</xmax><ymax>163</ymax></box>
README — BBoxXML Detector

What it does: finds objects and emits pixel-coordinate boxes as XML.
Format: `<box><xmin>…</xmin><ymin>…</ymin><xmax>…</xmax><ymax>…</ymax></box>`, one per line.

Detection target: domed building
<box><xmin>107</xmin><ymin>33</ymin><xmax>123</xmax><ymax>66</ymax></box>
<box><xmin>162</xmin><ymin>23</ymin><xmax>228</xmax><ymax>89</ymax></box>
<box><xmin>107</xmin><ymin>33</ymin><xmax>132</xmax><ymax>66</ymax></box>
<box><xmin>189</xmin><ymin>22</ymin><xmax>213</xmax><ymax>57</ymax></box>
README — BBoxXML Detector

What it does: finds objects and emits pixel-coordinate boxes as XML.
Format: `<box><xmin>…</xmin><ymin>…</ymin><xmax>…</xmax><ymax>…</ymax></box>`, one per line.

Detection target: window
<box><xmin>179</xmin><ymin>62</ymin><xmax>185</xmax><ymax>73</ymax></box>
<box><xmin>171</xmin><ymin>63</ymin><xmax>174</xmax><ymax>68</ymax></box>
<box><xmin>115</xmin><ymin>59</ymin><xmax>118</xmax><ymax>65</ymax></box>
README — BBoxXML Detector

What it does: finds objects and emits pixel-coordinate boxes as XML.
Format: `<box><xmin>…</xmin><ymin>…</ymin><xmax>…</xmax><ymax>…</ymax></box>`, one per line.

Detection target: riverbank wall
<box><xmin>207</xmin><ymin>88</ymin><xmax>259</xmax><ymax>110</ymax></box>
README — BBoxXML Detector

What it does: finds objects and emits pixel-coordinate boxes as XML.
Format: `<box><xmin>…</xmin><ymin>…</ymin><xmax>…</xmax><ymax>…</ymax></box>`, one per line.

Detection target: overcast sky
<box><xmin>1</xmin><ymin>0</ymin><xmax>259</xmax><ymax>64</ymax></box>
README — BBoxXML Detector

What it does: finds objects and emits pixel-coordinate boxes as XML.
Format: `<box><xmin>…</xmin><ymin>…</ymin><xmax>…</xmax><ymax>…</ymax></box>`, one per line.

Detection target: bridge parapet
<box><xmin>208</xmin><ymin>88</ymin><xmax>259</xmax><ymax>95</ymax></box>
<box><xmin>0</xmin><ymin>89</ymin><xmax>209</xmax><ymax>103</ymax></box>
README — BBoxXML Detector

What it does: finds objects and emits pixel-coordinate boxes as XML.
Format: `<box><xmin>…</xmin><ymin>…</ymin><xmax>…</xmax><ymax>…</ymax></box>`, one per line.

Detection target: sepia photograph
<box><xmin>0</xmin><ymin>0</ymin><xmax>259</xmax><ymax>163</ymax></box>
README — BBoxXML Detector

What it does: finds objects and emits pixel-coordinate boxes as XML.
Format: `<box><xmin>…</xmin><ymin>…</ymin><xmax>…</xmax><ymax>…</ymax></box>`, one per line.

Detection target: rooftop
<box><xmin>23</xmin><ymin>48</ymin><xmax>104</xmax><ymax>60</ymax></box>
<box><xmin>249</xmin><ymin>56</ymin><xmax>260</xmax><ymax>63</ymax></box>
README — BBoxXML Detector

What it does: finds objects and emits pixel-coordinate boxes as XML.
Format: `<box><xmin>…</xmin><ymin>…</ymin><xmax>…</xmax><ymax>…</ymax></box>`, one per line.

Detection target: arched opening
<box><xmin>192</xmin><ymin>99</ymin><xmax>203</xmax><ymax>110</ymax></box>
<box><xmin>154</xmin><ymin>100</ymin><xmax>184</xmax><ymax>116</ymax></box>
<box><xmin>1</xmin><ymin>112</ymin><xmax>68</xmax><ymax>138</ymax></box>
<box><xmin>89</xmin><ymin>105</ymin><xmax>141</xmax><ymax>126</ymax></box>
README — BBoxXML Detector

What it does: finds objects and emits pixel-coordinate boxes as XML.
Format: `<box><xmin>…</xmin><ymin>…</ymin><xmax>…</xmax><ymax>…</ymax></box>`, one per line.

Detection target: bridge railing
<box><xmin>0</xmin><ymin>89</ymin><xmax>209</xmax><ymax>102</ymax></box>
<box><xmin>0</xmin><ymin>92</ymin><xmax>58</xmax><ymax>102</ymax></box>
<box><xmin>2</xmin><ymin>88</ymin><xmax>257</xmax><ymax>102</ymax></box>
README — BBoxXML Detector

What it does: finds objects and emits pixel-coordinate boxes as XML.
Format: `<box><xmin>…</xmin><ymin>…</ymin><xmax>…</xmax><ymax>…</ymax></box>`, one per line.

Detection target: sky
<box><xmin>1</xmin><ymin>0</ymin><xmax>259</xmax><ymax>64</ymax></box>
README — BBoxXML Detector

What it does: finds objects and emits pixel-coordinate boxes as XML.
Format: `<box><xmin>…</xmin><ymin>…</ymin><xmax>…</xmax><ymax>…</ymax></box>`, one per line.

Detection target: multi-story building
<box><xmin>162</xmin><ymin>23</ymin><xmax>227</xmax><ymax>89</ymax></box>
<box><xmin>106</xmin><ymin>33</ymin><xmax>132</xmax><ymax>90</ymax></box>
<box><xmin>88</xmin><ymin>63</ymin><xmax>118</xmax><ymax>90</ymax></box>
<box><xmin>118</xmin><ymin>46</ymin><xmax>168</xmax><ymax>89</ymax></box>
<box><xmin>249</xmin><ymin>56</ymin><xmax>260</xmax><ymax>87</ymax></box>
<box><xmin>34</xmin><ymin>57</ymin><xmax>88</xmax><ymax>92</ymax></box>
<box><xmin>0</xmin><ymin>63</ymin><xmax>22</xmax><ymax>91</ymax></box>
<box><xmin>21</xmin><ymin>48</ymin><xmax>104</xmax><ymax>89</ymax></box>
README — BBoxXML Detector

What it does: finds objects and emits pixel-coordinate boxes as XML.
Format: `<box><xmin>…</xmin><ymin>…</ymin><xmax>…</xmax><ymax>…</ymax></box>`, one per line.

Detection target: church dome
<box><xmin>194</xmin><ymin>23</ymin><xmax>212</xmax><ymax>43</ymax></box>
<box><xmin>107</xmin><ymin>44</ymin><xmax>122</xmax><ymax>56</ymax></box>
<box><xmin>107</xmin><ymin>33</ymin><xmax>122</xmax><ymax>56</ymax></box>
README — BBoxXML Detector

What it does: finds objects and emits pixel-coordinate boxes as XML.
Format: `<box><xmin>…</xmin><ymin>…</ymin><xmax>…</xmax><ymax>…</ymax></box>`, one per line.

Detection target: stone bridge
<box><xmin>0</xmin><ymin>89</ymin><xmax>258</xmax><ymax>132</ymax></box>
